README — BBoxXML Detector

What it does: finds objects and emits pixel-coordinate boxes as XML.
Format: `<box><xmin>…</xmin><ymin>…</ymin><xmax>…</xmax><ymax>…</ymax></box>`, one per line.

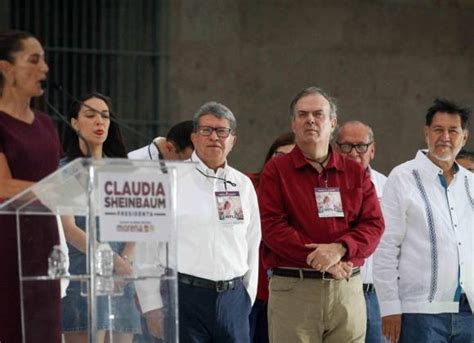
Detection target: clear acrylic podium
<box><xmin>0</xmin><ymin>158</ymin><xmax>195</xmax><ymax>342</ymax></box>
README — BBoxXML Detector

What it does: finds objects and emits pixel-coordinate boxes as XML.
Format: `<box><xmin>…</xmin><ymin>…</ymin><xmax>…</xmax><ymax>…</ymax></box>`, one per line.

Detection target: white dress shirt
<box><xmin>127</xmin><ymin>137</ymin><xmax>162</xmax><ymax>160</ymax></box>
<box><xmin>135</xmin><ymin>151</ymin><xmax>261</xmax><ymax>313</ymax></box>
<box><xmin>360</xmin><ymin>167</ymin><xmax>387</xmax><ymax>284</ymax></box>
<box><xmin>374</xmin><ymin>150</ymin><xmax>474</xmax><ymax>316</ymax></box>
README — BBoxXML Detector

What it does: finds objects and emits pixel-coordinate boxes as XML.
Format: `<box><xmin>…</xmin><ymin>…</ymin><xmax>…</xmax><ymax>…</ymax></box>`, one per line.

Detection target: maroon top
<box><xmin>258</xmin><ymin>145</ymin><xmax>384</xmax><ymax>269</ymax></box>
<box><xmin>0</xmin><ymin>110</ymin><xmax>61</xmax><ymax>181</ymax></box>
<box><xmin>0</xmin><ymin>110</ymin><xmax>62</xmax><ymax>342</ymax></box>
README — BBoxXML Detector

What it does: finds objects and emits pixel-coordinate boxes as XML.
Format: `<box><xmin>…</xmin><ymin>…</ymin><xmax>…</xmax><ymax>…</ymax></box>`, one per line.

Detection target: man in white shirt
<box><xmin>127</xmin><ymin>120</ymin><xmax>194</xmax><ymax>160</ymax></box>
<box><xmin>374</xmin><ymin>98</ymin><xmax>474</xmax><ymax>343</ymax></box>
<box><xmin>135</xmin><ymin>102</ymin><xmax>261</xmax><ymax>343</ymax></box>
<box><xmin>129</xmin><ymin>119</ymin><xmax>194</xmax><ymax>342</ymax></box>
<box><xmin>334</xmin><ymin>120</ymin><xmax>387</xmax><ymax>343</ymax></box>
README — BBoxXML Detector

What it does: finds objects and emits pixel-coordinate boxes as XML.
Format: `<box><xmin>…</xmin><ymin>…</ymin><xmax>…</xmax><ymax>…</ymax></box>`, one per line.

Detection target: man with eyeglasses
<box><xmin>258</xmin><ymin>86</ymin><xmax>384</xmax><ymax>343</ymax></box>
<box><xmin>334</xmin><ymin>120</ymin><xmax>387</xmax><ymax>343</ymax></box>
<box><xmin>135</xmin><ymin>101</ymin><xmax>261</xmax><ymax>343</ymax></box>
<box><xmin>373</xmin><ymin>98</ymin><xmax>473</xmax><ymax>343</ymax></box>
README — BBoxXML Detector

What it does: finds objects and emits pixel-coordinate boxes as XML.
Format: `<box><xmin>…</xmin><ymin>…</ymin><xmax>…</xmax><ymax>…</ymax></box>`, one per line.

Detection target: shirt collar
<box><xmin>415</xmin><ymin>149</ymin><xmax>461</xmax><ymax>180</ymax></box>
<box><xmin>291</xmin><ymin>144</ymin><xmax>344</xmax><ymax>171</ymax></box>
<box><xmin>190</xmin><ymin>150</ymin><xmax>229</xmax><ymax>176</ymax></box>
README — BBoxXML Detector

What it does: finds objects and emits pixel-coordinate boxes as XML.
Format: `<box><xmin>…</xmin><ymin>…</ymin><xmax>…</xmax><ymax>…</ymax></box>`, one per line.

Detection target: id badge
<box><xmin>315</xmin><ymin>187</ymin><xmax>344</xmax><ymax>218</ymax></box>
<box><xmin>215</xmin><ymin>191</ymin><xmax>245</xmax><ymax>224</ymax></box>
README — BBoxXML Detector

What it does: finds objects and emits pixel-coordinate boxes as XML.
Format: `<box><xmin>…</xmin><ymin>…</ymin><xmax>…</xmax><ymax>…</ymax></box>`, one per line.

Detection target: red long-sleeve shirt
<box><xmin>258</xmin><ymin>145</ymin><xmax>384</xmax><ymax>269</ymax></box>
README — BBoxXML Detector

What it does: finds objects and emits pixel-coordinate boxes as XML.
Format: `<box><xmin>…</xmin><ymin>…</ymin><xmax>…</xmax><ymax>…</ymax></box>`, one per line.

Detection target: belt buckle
<box><xmin>321</xmin><ymin>271</ymin><xmax>332</xmax><ymax>281</ymax></box>
<box><xmin>216</xmin><ymin>281</ymin><xmax>226</xmax><ymax>292</ymax></box>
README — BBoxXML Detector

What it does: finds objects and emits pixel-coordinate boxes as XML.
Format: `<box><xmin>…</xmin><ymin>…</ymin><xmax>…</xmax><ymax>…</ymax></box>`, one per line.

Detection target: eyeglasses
<box><xmin>336</xmin><ymin>142</ymin><xmax>373</xmax><ymax>154</ymax></box>
<box><xmin>197</xmin><ymin>126</ymin><xmax>232</xmax><ymax>138</ymax></box>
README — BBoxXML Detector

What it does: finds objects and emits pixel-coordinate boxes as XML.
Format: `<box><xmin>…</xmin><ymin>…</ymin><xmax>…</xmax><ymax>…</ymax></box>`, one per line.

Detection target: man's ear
<box><xmin>369</xmin><ymin>142</ymin><xmax>375</xmax><ymax>161</ymax></box>
<box><xmin>165</xmin><ymin>141</ymin><xmax>175</xmax><ymax>153</ymax></box>
<box><xmin>191</xmin><ymin>132</ymin><xmax>197</xmax><ymax>146</ymax></box>
<box><xmin>423</xmin><ymin>126</ymin><xmax>430</xmax><ymax>145</ymax></box>
<box><xmin>461</xmin><ymin>129</ymin><xmax>469</xmax><ymax>147</ymax></box>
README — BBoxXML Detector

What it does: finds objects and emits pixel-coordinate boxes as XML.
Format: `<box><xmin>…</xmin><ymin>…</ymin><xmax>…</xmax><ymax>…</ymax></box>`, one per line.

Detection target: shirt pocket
<box><xmin>341</xmin><ymin>187</ymin><xmax>363</xmax><ymax>223</ymax></box>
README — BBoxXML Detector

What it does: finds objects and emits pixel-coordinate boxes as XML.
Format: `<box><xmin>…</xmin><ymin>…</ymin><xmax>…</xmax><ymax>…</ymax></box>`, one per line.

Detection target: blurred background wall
<box><xmin>2</xmin><ymin>0</ymin><xmax>474</xmax><ymax>174</ymax></box>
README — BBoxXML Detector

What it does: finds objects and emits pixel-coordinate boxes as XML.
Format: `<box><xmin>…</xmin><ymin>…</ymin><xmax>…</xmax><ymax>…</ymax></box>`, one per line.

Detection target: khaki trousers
<box><xmin>268</xmin><ymin>274</ymin><xmax>366</xmax><ymax>343</ymax></box>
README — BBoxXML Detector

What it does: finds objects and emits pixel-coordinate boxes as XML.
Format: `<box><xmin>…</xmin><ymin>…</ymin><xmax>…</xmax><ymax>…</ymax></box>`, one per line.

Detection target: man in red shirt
<box><xmin>258</xmin><ymin>86</ymin><xmax>384</xmax><ymax>343</ymax></box>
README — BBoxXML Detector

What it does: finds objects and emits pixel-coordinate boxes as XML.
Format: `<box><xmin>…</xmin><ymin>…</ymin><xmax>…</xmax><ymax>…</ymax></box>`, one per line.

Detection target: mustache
<box><xmin>435</xmin><ymin>142</ymin><xmax>452</xmax><ymax>147</ymax></box>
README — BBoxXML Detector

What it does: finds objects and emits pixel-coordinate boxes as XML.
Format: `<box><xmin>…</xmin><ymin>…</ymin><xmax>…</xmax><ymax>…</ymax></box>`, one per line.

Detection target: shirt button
<box><xmin>458</xmin><ymin>242</ymin><xmax>462</xmax><ymax>246</ymax></box>
<box><xmin>450</xmin><ymin>207</ymin><xmax>454</xmax><ymax>210</ymax></box>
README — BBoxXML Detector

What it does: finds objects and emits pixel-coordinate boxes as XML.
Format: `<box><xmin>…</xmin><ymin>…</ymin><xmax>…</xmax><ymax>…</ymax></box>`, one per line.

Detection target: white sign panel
<box><xmin>98</xmin><ymin>171</ymin><xmax>171</xmax><ymax>242</ymax></box>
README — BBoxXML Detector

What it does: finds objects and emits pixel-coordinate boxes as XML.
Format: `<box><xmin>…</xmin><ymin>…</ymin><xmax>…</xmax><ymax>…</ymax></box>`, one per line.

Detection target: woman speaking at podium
<box><xmin>61</xmin><ymin>93</ymin><xmax>142</xmax><ymax>342</ymax></box>
<box><xmin>0</xmin><ymin>30</ymin><xmax>62</xmax><ymax>342</ymax></box>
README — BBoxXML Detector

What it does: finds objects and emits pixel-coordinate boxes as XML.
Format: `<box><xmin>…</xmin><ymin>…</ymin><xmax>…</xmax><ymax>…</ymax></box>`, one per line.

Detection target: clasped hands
<box><xmin>305</xmin><ymin>243</ymin><xmax>353</xmax><ymax>279</ymax></box>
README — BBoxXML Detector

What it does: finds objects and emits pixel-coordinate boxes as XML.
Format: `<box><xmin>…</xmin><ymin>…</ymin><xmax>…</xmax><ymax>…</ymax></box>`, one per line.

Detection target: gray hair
<box><xmin>289</xmin><ymin>86</ymin><xmax>337</xmax><ymax>119</ymax></box>
<box><xmin>333</xmin><ymin>120</ymin><xmax>375</xmax><ymax>143</ymax></box>
<box><xmin>193</xmin><ymin>101</ymin><xmax>237</xmax><ymax>132</ymax></box>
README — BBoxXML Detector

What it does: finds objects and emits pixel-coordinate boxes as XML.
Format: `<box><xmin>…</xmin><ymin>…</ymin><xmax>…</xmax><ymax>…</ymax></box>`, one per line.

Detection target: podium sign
<box><xmin>0</xmin><ymin>158</ymin><xmax>195</xmax><ymax>343</ymax></box>
<box><xmin>98</xmin><ymin>171</ymin><xmax>171</xmax><ymax>242</ymax></box>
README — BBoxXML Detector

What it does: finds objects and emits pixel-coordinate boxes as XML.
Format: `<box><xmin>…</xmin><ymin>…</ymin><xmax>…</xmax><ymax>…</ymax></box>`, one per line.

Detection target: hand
<box><xmin>305</xmin><ymin>243</ymin><xmax>346</xmax><ymax>271</ymax></box>
<box><xmin>113</xmin><ymin>254</ymin><xmax>133</xmax><ymax>276</ymax></box>
<box><xmin>382</xmin><ymin>314</ymin><xmax>401</xmax><ymax>343</ymax></box>
<box><xmin>326</xmin><ymin>261</ymin><xmax>353</xmax><ymax>279</ymax></box>
<box><xmin>145</xmin><ymin>308</ymin><xmax>165</xmax><ymax>339</ymax></box>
